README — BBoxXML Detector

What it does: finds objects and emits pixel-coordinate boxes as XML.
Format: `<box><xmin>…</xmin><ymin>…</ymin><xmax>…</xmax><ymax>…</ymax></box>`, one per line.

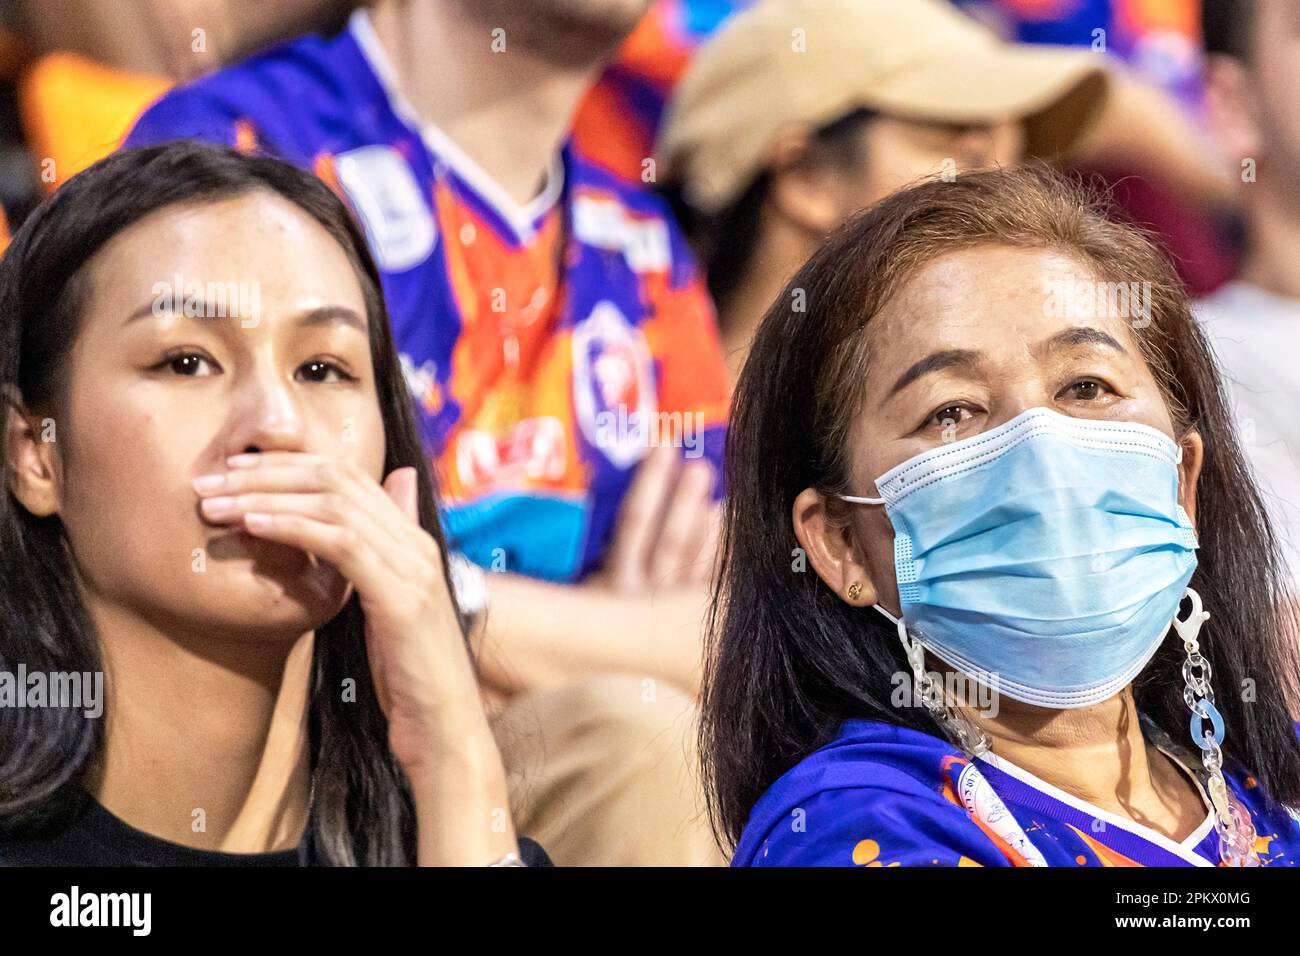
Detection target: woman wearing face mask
<box><xmin>0</xmin><ymin>142</ymin><xmax>547</xmax><ymax>866</ymax></box>
<box><xmin>706</xmin><ymin>164</ymin><xmax>1300</xmax><ymax>867</ymax></box>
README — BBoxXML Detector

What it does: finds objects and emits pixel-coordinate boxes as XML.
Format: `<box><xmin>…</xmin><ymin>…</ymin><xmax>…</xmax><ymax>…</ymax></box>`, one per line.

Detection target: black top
<box><xmin>0</xmin><ymin>791</ymin><xmax>552</xmax><ymax>867</ymax></box>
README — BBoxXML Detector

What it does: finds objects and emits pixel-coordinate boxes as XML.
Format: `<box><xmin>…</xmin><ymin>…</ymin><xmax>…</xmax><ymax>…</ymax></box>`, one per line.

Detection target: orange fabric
<box><xmin>1118</xmin><ymin>0</ymin><xmax>1198</xmax><ymax>36</ymax></box>
<box><xmin>571</xmin><ymin>3</ymin><xmax>697</xmax><ymax>182</ymax></box>
<box><xmin>19</xmin><ymin>53</ymin><xmax>172</xmax><ymax>192</ymax></box>
<box><xmin>572</xmin><ymin>82</ymin><xmax>653</xmax><ymax>187</ymax></box>
<box><xmin>1069</xmin><ymin>825</ymin><xmax>1144</xmax><ymax>866</ymax></box>
<box><xmin>617</xmin><ymin>4</ymin><xmax>693</xmax><ymax>88</ymax></box>
<box><xmin>430</xmin><ymin>178</ymin><xmax>585</xmax><ymax>501</ymax></box>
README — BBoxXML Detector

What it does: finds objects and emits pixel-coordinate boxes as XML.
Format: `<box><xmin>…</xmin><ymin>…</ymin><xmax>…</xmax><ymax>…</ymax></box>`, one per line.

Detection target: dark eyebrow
<box><xmin>125</xmin><ymin>303</ymin><xmax>167</xmax><ymax>324</ymax></box>
<box><xmin>889</xmin><ymin>348</ymin><xmax>982</xmax><ymax>396</ymax></box>
<box><xmin>123</xmin><ymin>303</ymin><xmax>366</xmax><ymax>333</ymax></box>
<box><xmin>1038</xmin><ymin>326</ymin><xmax>1129</xmax><ymax>355</ymax></box>
<box><xmin>886</xmin><ymin>328</ymin><xmax>1130</xmax><ymax>397</ymax></box>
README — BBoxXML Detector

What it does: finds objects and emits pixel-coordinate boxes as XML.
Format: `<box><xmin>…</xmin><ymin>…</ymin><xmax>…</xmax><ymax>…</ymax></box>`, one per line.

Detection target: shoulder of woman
<box><xmin>733</xmin><ymin>720</ymin><xmax>1006</xmax><ymax>867</ymax></box>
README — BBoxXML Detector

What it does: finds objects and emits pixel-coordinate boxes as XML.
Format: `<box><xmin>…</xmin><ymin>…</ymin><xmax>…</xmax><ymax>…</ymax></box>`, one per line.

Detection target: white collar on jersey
<box><xmin>975</xmin><ymin>746</ymin><xmax>1218</xmax><ymax>866</ymax></box>
<box><xmin>347</xmin><ymin>8</ymin><xmax>565</xmax><ymax>243</ymax></box>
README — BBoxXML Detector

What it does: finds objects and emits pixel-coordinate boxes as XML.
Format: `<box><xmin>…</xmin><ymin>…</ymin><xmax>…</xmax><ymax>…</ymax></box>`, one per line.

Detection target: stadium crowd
<box><xmin>1</xmin><ymin>0</ymin><xmax>1299</xmax><ymax>869</ymax></box>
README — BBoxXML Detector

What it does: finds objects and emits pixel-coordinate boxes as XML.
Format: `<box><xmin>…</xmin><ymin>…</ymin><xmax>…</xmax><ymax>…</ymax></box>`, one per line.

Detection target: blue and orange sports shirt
<box><xmin>958</xmin><ymin>0</ymin><xmax>1203</xmax><ymax>106</ymax></box>
<box><xmin>574</xmin><ymin>0</ymin><xmax>750</xmax><ymax>182</ymax></box>
<box><xmin>735</xmin><ymin>717</ymin><xmax>1300</xmax><ymax>866</ymax></box>
<box><xmin>125</xmin><ymin>11</ymin><xmax>730</xmax><ymax>583</ymax></box>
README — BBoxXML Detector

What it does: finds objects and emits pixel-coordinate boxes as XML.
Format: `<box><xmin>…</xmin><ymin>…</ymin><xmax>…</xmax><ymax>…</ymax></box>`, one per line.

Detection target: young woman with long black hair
<box><xmin>0</xmin><ymin>141</ymin><xmax>547</xmax><ymax>866</ymax></box>
<box><xmin>705</xmin><ymin>164</ymin><xmax>1300</xmax><ymax>867</ymax></box>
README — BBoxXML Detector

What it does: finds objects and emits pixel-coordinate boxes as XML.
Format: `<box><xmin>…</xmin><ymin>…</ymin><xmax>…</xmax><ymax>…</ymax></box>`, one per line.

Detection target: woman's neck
<box><xmin>960</xmin><ymin>688</ymin><xmax>1208</xmax><ymax>842</ymax></box>
<box><xmin>85</xmin><ymin>599</ymin><xmax>313</xmax><ymax>853</ymax></box>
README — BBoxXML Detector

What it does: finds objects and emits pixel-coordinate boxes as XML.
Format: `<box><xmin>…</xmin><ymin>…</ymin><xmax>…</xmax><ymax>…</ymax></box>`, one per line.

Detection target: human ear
<box><xmin>766</xmin><ymin>127</ymin><xmax>844</xmax><ymax>236</ymax></box>
<box><xmin>792</xmin><ymin>486</ymin><xmax>877</xmax><ymax>606</ymax></box>
<box><xmin>1176</xmin><ymin>428</ymin><xmax>1204</xmax><ymax>532</ymax></box>
<box><xmin>4</xmin><ymin>388</ymin><xmax>61</xmax><ymax>517</ymax></box>
<box><xmin>1203</xmin><ymin>56</ymin><xmax>1263</xmax><ymax>176</ymax></box>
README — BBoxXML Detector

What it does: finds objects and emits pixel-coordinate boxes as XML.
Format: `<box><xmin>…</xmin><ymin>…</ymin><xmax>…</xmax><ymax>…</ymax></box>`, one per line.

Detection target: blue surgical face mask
<box><xmin>841</xmin><ymin>407</ymin><xmax>1199</xmax><ymax>709</ymax></box>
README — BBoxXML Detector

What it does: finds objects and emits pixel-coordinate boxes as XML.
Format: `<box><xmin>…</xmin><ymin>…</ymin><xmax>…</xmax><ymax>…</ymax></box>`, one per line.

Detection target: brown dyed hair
<box><xmin>704</xmin><ymin>163</ymin><xmax>1300</xmax><ymax>850</ymax></box>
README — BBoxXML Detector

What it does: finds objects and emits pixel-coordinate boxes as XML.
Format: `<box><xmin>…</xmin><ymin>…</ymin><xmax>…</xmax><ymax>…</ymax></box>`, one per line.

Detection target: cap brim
<box><xmin>865</xmin><ymin>45</ymin><xmax>1109</xmax><ymax>158</ymax></box>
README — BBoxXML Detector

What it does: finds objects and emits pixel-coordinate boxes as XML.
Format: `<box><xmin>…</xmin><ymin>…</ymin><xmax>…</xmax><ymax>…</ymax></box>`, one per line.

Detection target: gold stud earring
<box><xmin>847</xmin><ymin>582</ymin><xmax>862</xmax><ymax>602</ymax></box>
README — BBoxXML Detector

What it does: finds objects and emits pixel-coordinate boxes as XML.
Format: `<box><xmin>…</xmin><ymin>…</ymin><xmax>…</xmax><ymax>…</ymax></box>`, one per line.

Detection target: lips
<box><xmin>202</xmin><ymin>525</ymin><xmax>342</xmax><ymax>599</ymax></box>
<box><xmin>204</xmin><ymin>524</ymin><xmax>301</xmax><ymax>566</ymax></box>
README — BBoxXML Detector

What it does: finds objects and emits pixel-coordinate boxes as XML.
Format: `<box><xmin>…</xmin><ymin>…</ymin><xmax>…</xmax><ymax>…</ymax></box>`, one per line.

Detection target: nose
<box><xmin>222</xmin><ymin>365</ymin><xmax>308</xmax><ymax>458</ymax></box>
<box><xmin>991</xmin><ymin>380</ymin><xmax>1061</xmax><ymax>430</ymax></box>
<box><xmin>955</xmin><ymin>126</ymin><xmax>999</xmax><ymax>171</ymax></box>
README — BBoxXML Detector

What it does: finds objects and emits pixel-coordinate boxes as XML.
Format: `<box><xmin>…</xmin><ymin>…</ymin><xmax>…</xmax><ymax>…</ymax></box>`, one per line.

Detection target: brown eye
<box><xmin>930</xmin><ymin>405</ymin><xmax>969</xmax><ymax>429</ymax></box>
<box><xmin>162</xmin><ymin>353</ymin><xmax>216</xmax><ymax>376</ymax></box>
<box><xmin>297</xmin><ymin>360</ymin><xmax>354</xmax><ymax>384</ymax></box>
<box><xmin>1070</xmin><ymin>380</ymin><xmax>1102</xmax><ymax>400</ymax></box>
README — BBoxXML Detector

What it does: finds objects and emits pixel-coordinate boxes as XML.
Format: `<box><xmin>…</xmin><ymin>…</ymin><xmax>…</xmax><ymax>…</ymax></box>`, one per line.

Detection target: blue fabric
<box><xmin>953</xmin><ymin>0</ymin><xmax>1204</xmax><ymax>107</ymax></box>
<box><xmin>734</xmin><ymin>719</ymin><xmax>1300</xmax><ymax>867</ymax></box>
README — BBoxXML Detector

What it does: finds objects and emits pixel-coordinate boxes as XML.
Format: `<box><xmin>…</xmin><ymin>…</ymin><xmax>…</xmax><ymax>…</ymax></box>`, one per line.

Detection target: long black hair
<box><xmin>0</xmin><ymin>140</ymin><xmax>463</xmax><ymax>865</ymax></box>
<box><xmin>704</xmin><ymin>163</ymin><xmax>1300</xmax><ymax>849</ymax></box>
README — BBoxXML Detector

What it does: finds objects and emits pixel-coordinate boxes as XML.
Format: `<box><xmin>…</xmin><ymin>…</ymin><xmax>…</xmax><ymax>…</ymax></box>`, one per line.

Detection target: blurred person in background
<box><xmin>1198</xmin><ymin>0</ymin><xmax>1300</xmax><ymax>601</ymax></box>
<box><xmin>571</xmin><ymin>0</ymin><xmax>750</xmax><ymax>181</ymax></box>
<box><xmin>658</xmin><ymin>0</ymin><xmax>1108</xmax><ymax>383</ymax></box>
<box><xmin>124</xmin><ymin>0</ymin><xmax>731</xmax><ymax>866</ymax></box>
<box><xmin>958</xmin><ymin>0</ymin><xmax>1203</xmax><ymax>105</ymax></box>
<box><xmin>2</xmin><ymin>0</ymin><xmax>732</xmax><ymax>194</ymax></box>
<box><xmin>5</xmin><ymin>0</ymin><xmax>368</xmax><ymax>80</ymax></box>
<box><xmin>958</xmin><ymin>0</ymin><xmax>1241</xmax><ymax>296</ymax></box>
<box><xmin>0</xmin><ymin>0</ymin><xmax>378</xmax><ymax>240</ymax></box>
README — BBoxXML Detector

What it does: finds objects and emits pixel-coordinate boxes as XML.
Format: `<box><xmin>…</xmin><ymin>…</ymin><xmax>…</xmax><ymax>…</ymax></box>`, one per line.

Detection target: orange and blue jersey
<box><xmin>734</xmin><ymin>717</ymin><xmax>1300</xmax><ymax>866</ymax></box>
<box><xmin>574</xmin><ymin>0</ymin><xmax>749</xmax><ymax>181</ymax></box>
<box><xmin>958</xmin><ymin>0</ymin><xmax>1203</xmax><ymax>105</ymax></box>
<box><xmin>124</xmin><ymin>11</ymin><xmax>730</xmax><ymax>582</ymax></box>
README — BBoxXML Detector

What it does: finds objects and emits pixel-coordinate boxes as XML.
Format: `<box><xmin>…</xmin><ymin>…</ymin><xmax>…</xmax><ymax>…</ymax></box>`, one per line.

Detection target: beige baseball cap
<box><xmin>659</xmin><ymin>0</ymin><xmax>1109</xmax><ymax>213</ymax></box>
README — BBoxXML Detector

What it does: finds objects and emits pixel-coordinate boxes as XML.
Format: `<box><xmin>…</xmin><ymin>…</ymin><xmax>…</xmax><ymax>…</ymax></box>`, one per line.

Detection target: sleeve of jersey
<box><xmin>642</xmin><ymin>240</ymin><xmax>731</xmax><ymax>495</ymax></box>
<box><xmin>124</xmin><ymin>86</ymin><xmax>247</xmax><ymax>151</ymax></box>
<box><xmin>747</xmin><ymin>784</ymin><xmax>1013</xmax><ymax>868</ymax></box>
<box><xmin>124</xmin><ymin>82</ymin><xmax>308</xmax><ymax>171</ymax></box>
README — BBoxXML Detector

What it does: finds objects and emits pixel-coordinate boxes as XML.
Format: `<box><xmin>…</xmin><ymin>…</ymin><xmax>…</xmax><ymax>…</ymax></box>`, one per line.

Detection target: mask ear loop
<box><xmin>845</xmin><ymin>490</ymin><xmax>990</xmax><ymax>756</ymax></box>
<box><xmin>840</xmin><ymin>493</ymin><xmax>885</xmax><ymax>505</ymax></box>
<box><xmin>873</xmin><ymin>605</ymin><xmax>990</xmax><ymax>758</ymax></box>
<box><xmin>1174</xmin><ymin>586</ymin><xmax>1259</xmax><ymax>866</ymax></box>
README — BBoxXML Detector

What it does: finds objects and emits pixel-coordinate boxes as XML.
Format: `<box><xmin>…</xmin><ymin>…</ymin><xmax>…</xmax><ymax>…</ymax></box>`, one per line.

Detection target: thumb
<box><xmin>383</xmin><ymin>466</ymin><xmax>420</xmax><ymax>525</ymax></box>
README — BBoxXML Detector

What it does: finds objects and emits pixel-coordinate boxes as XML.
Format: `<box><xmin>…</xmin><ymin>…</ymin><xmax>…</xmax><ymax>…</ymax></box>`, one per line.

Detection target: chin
<box><xmin>198</xmin><ymin>537</ymin><xmax>351</xmax><ymax>638</ymax></box>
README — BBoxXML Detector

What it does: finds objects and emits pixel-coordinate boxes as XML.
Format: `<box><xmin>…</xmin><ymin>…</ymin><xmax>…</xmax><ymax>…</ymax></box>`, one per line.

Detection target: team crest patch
<box><xmin>572</xmin><ymin>301</ymin><xmax>657</xmax><ymax>470</ymax></box>
<box><xmin>335</xmin><ymin>145</ymin><xmax>437</xmax><ymax>272</ymax></box>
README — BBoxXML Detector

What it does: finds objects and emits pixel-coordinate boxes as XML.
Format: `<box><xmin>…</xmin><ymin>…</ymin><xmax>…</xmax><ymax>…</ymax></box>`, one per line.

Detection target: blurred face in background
<box><xmin>457</xmin><ymin>0</ymin><xmax>654</xmax><ymax>65</ymax></box>
<box><xmin>842</xmin><ymin>115</ymin><xmax>1025</xmax><ymax>213</ymax></box>
<box><xmin>770</xmin><ymin>112</ymin><xmax>1026</xmax><ymax>241</ymax></box>
<box><xmin>1207</xmin><ymin>0</ymin><xmax>1300</xmax><ymax>210</ymax></box>
<box><xmin>37</xmin><ymin>192</ymin><xmax>387</xmax><ymax>644</ymax></box>
<box><xmin>1247</xmin><ymin>0</ymin><xmax>1300</xmax><ymax>204</ymax></box>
